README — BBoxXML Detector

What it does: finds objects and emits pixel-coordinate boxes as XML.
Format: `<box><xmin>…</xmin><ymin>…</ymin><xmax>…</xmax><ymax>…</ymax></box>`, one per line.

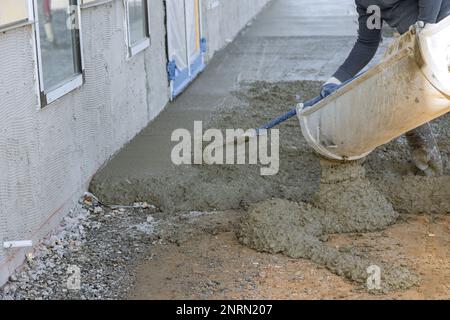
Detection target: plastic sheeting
<box><xmin>166</xmin><ymin>0</ymin><xmax>188</xmax><ymax>70</ymax></box>
<box><xmin>185</xmin><ymin>0</ymin><xmax>201</xmax><ymax>63</ymax></box>
<box><xmin>166</xmin><ymin>0</ymin><xmax>204</xmax><ymax>98</ymax></box>
<box><xmin>166</xmin><ymin>0</ymin><xmax>201</xmax><ymax>70</ymax></box>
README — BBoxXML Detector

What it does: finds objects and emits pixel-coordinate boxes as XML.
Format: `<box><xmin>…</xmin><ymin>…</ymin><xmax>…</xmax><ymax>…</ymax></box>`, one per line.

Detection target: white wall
<box><xmin>202</xmin><ymin>0</ymin><xmax>271</xmax><ymax>60</ymax></box>
<box><xmin>0</xmin><ymin>0</ymin><xmax>272</xmax><ymax>286</ymax></box>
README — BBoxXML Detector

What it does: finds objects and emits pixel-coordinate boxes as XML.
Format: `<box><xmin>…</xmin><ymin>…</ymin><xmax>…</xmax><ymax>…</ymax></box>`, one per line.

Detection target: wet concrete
<box><xmin>90</xmin><ymin>0</ymin><xmax>361</xmax><ymax>196</ymax></box>
<box><xmin>313</xmin><ymin>159</ymin><xmax>399</xmax><ymax>234</ymax></box>
<box><xmin>237</xmin><ymin>160</ymin><xmax>421</xmax><ymax>292</ymax></box>
<box><xmin>91</xmin><ymin>81</ymin><xmax>324</xmax><ymax>211</ymax></box>
<box><xmin>238</xmin><ymin>197</ymin><xmax>418</xmax><ymax>293</ymax></box>
<box><xmin>91</xmin><ymin>77</ymin><xmax>450</xmax><ymax>215</ymax></box>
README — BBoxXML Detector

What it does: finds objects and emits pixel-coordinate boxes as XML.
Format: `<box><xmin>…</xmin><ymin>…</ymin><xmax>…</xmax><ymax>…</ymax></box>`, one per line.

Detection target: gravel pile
<box><xmin>0</xmin><ymin>194</ymin><xmax>160</xmax><ymax>300</ymax></box>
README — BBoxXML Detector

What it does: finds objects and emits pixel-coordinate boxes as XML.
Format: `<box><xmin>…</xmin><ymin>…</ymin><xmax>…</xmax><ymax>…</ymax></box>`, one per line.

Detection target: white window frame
<box><xmin>0</xmin><ymin>0</ymin><xmax>35</xmax><ymax>32</ymax></box>
<box><xmin>124</xmin><ymin>0</ymin><xmax>151</xmax><ymax>58</ymax></box>
<box><xmin>32</xmin><ymin>0</ymin><xmax>85</xmax><ymax>107</ymax></box>
<box><xmin>81</xmin><ymin>0</ymin><xmax>112</xmax><ymax>9</ymax></box>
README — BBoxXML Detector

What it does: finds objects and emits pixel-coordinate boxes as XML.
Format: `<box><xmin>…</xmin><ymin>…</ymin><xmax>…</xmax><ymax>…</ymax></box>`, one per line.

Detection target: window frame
<box><xmin>80</xmin><ymin>0</ymin><xmax>112</xmax><ymax>9</ymax></box>
<box><xmin>124</xmin><ymin>0</ymin><xmax>151</xmax><ymax>58</ymax></box>
<box><xmin>0</xmin><ymin>0</ymin><xmax>35</xmax><ymax>32</ymax></box>
<box><xmin>33</xmin><ymin>0</ymin><xmax>85</xmax><ymax>107</ymax></box>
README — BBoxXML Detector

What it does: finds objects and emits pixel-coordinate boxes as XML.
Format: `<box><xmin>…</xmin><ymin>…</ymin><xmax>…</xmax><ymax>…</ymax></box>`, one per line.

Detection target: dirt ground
<box><xmin>125</xmin><ymin>81</ymin><xmax>449</xmax><ymax>300</ymax></box>
<box><xmin>129</xmin><ymin>210</ymin><xmax>449</xmax><ymax>300</ymax></box>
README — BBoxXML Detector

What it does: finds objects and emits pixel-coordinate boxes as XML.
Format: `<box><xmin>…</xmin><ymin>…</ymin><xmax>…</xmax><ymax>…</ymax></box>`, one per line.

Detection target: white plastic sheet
<box><xmin>166</xmin><ymin>0</ymin><xmax>188</xmax><ymax>70</ymax></box>
<box><xmin>185</xmin><ymin>0</ymin><xmax>201</xmax><ymax>63</ymax></box>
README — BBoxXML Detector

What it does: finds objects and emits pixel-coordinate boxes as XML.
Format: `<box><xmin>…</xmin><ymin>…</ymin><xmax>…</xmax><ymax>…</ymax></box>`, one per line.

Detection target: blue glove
<box><xmin>320</xmin><ymin>77</ymin><xmax>343</xmax><ymax>98</ymax></box>
<box><xmin>320</xmin><ymin>83</ymin><xmax>341</xmax><ymax>98</ymax></box>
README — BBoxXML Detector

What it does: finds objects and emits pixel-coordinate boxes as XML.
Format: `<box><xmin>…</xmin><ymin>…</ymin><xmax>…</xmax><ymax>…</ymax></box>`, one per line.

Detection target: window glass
<box><xmin>0</xmin><ymin>0</ymin><xmax>31</xmax><ymax>30</ymax></box>
<box><xmin>37</xmin><ymin>0</ymin><xmax>82</xmax><ymax>90</ymax></box>
<box><xmin>127</xmin><ymin>0</ymin><xmax>148</xmax><ymax>46</ymax></box>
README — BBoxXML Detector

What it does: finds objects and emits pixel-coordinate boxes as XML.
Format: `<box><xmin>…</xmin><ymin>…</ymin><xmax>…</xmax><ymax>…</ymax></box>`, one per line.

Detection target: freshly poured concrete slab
<box><xmin>91</xmin><ymin>0</ymin><xmax>361</xmax><ymax>194</ymax></box>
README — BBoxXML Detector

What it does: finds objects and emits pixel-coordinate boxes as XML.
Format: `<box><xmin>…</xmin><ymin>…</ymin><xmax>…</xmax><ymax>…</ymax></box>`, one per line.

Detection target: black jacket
<box><xmin>333</xmin><ymin>0</ymin><xmax>450</xmax><ymax>82</ymax></box>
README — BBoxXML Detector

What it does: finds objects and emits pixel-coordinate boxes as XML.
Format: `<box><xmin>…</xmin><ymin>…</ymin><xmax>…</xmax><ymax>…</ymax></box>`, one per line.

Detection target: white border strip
<box><xmin>45</xmin><ymin>74</ymin><xmax>83</xmax><ymax>104</ymax></box>
<box><xmin>33</xmin><ymin>0</ymin><xmax>85</xmax><ymax>107</ymax></box>
<box><xmin>81</xmin><ymin>0</ymin><xmax>112</xmax><ymax>9</ymax></box>
<box><xmin>124</xmin><ymin>0</ymin><xmax>151</xmax><ymax>58</ymax></box>
<box><xmin>129</xmin><ymin>38</ymin><xmax>150</xmax><ymax>57</ymax></box>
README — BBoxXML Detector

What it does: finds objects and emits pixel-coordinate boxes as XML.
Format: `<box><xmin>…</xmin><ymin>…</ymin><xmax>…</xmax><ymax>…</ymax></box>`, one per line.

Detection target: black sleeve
<box><xmin>333</xmin><ymin>5</ymin><xmax>382</xmax><ymax>82</ymax></box>
<box><xmin>418</xmin><ymin>0</ymin><xmax>443</xmax><ymax>23</ymax></box>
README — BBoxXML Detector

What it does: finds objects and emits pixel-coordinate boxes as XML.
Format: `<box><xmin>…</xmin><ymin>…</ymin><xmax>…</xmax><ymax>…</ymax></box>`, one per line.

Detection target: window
<box><xmin>34</xmin><ymin>0</ymin><xmax>84</xmax><ymax>106</ymax></box>
<box><xmin>0</xmin><ymin>0</ymin><xmax>34</xmax><ymax>32</ymax></box>
<box><xmin>124</xmin><ymin>0</ymin><xmax>150</xmax><ymax>57</ymax></box>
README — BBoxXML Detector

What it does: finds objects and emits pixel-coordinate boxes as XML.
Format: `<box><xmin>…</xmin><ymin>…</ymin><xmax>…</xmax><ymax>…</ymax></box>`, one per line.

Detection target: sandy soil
<box><xmin>129</xmin><ymin>210</ymin><xmax>449</xmax><ymax>300</ymax></box>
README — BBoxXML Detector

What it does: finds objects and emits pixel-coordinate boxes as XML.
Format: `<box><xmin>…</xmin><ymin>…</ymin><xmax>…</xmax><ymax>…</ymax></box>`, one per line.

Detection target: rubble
<box><xmin>0</xmin><ymin>197</ymin><xmax>160</xmax><ymax>300</ymax></box>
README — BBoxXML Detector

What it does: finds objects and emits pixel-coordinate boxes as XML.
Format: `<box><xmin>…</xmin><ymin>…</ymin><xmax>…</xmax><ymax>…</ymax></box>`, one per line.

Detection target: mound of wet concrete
<box><xmin>313</xmin><ymin>159</ymin><xmax>399</xmax><ymax>234</ymax></box>
<box><xmin>238</xmin><ymin>161</ymin><xmax>419</xmax><ymax>292</ymax></box>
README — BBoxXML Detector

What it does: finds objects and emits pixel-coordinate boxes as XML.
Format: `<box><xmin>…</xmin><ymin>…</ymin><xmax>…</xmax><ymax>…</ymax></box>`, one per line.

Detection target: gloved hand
<box><xmin>414</xmin><ymin>20</ymin><xmax>427</xmax><ymax>32</ymax></box>
<box><xmin>405</xmin><ymin>124</ymin><xmax>444</xmax><ymax>177</ymax></box>
<box><xmin>320</xmin><ymin>77</ymin><xmax>342</xmax><ymax>98</ymax></box>
<box><xmin>412</xmin><ymin>20</ymin><xmax>437</xmax><ymax>34</ymax></box>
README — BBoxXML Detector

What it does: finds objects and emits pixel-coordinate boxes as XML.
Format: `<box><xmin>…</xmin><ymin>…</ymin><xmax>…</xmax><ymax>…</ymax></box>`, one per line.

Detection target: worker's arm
<box><xmin>332</xmin><ymin>5</ymin><xmax>382</xmax><ymax>83</ymax></box>
<box><xmin>418</xmin><ymin>0</ymin><xmax>443</xmax><ymax>24</ymax></box>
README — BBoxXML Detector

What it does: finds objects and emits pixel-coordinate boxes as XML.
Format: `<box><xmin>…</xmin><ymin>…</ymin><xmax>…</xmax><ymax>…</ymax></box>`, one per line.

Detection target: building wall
<box><xmin>203</xmin><ymin>0</ymin><xmax>271</xmax><ymax>60</ymax></box>
<box><xmin>0</xmin><ymin>0</ymin><xmax>271</xmax><ymax>286</ymax></box>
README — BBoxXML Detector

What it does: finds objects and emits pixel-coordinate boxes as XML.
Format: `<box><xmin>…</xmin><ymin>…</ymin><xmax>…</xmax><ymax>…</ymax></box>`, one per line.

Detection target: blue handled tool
<box><xmin>255</xmin><ymin>95</ymin><xmax>323</xmax><ymax>135</ymax></box>
<box><xmin>209</xmin><ymin>92</ymin><xmax>331</xmax><ymax>158</ymax></box>
<box><xmin>254</xmin><ymin>74</ymin><xmax>362</xmax><ymax>135</ymax></box>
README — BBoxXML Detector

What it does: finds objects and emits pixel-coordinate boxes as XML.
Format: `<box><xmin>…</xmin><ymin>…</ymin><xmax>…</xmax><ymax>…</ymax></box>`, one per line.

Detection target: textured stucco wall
<box><xmin>0</xmin><ymin>0</ymin><xmax>169</xmax><ymax>286</ymax></box>
<box><xmin>0</xmin><ymin>0</ymin><xmax>271</xmax><ymax>286</ymax></box>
